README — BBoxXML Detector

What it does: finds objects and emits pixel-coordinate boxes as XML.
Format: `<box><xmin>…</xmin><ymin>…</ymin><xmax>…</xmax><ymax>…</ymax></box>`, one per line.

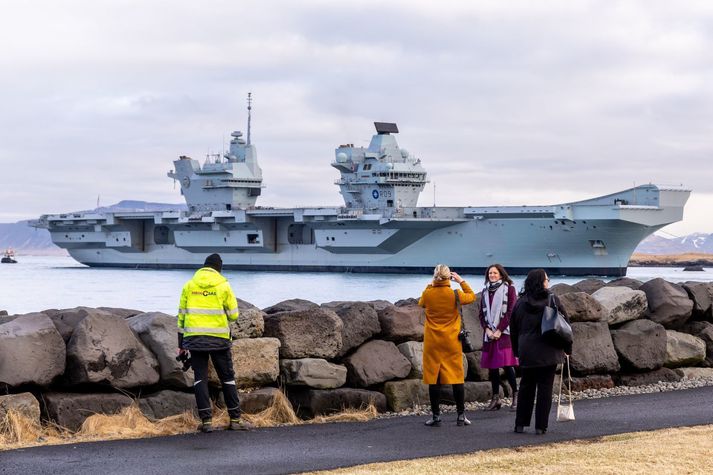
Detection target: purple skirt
<box><xmin>480</xmin><ymin>335</ymin><xmax>519</xmax><ymax>369</ymax></box>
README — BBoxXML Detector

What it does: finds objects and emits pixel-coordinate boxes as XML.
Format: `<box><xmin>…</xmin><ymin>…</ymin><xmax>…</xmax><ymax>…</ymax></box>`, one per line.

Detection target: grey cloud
<box><xmin>0</xmin><ymin>1</ymin><xmax>711</xmax><ymax>235</ymax></box>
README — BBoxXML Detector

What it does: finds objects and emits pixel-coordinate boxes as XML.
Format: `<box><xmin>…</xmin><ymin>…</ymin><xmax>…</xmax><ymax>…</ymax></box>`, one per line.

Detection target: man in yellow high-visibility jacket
<box><xmin>178</xmin><ymin>253</ymin><xmax>251</xmax><ymax>432</ymax></box>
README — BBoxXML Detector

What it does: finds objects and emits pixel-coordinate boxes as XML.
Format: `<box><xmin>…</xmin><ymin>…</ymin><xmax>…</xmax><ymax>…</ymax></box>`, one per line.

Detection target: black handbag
<box><xmin>541</xmin><ymin>293</ymin><xmax>573</xmax><ymax>348</ymax></box>
<box><xmin>455</xmin><ymin>290</ymin><xmax>477</xmax><ymax>353</ymax></box>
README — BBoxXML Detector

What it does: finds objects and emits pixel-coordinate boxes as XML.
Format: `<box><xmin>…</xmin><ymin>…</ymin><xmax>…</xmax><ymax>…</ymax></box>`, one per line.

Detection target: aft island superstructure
<box><xmin>34</xmin><ymin>101</ymin><xmax>690</xmax><ymax>276</ymax></box>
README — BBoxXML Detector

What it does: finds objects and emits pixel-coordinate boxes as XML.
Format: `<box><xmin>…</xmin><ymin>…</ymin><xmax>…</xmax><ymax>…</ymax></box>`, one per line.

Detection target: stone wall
<box><xmin>1</xmin><ymin>277</ymin><xmax>712</xmax><ymax>429</ymax></box>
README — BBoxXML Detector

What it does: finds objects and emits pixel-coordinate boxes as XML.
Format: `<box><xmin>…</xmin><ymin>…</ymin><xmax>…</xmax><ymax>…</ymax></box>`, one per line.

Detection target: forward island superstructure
<box><xmin>33</xmin><ymin>100</ymin><xmax>690</xmax><ymax>276</ymax></box>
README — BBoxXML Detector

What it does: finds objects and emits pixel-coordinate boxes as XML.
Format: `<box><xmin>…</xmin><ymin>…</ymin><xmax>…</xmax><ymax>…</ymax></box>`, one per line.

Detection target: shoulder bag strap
<box><xmin>454</xmin><ymin>289</ymin><xmax>464</xmax><ymax>331</ymax></box>
<box><xmin>565</xmin><ymin>354</ymin><xmax>573</xmax><ymax>405</ymax></box>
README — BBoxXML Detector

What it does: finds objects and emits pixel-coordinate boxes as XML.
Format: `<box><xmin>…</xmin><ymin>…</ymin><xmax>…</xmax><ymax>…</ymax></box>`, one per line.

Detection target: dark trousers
<box><xmin>428</xmin><ymin>374</ymin><xmax>465</xmax><ymax>415</ymax></box>
<box><xmin>489</xmin><ymin>367</ymin><xmax>518</xmax><ymax>396</ymax></box>
<box><xmin>191</xmin><ymin>349</ymin><xmax>241</xmax><ymax>421</ymax></box>
<box><xmin>515</xmin><ymin>365</ymin><xmax>556</xmax><ymax>430</ymax></box>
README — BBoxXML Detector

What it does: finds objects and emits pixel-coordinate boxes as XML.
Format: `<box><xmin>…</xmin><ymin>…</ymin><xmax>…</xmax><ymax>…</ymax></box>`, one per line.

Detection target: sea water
<box><xmin>1</xmin><ymin>256</ymin><xmax>710</xmax><ymax>316</ymax></box>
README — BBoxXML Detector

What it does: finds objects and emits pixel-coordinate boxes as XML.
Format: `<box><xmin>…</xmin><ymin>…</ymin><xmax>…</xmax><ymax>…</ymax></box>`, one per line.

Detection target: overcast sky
<box><xmin>1</xmin><ymin>0</ymin><xmax>711</xmax><ymax>236</ymax></box>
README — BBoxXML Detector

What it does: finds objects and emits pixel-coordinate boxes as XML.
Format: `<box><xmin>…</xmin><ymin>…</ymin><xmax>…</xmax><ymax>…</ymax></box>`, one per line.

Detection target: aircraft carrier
<box><xmin>33</xmin><ymin>99</ymin><xmax>690</xmax><ymax>276</ymax></box>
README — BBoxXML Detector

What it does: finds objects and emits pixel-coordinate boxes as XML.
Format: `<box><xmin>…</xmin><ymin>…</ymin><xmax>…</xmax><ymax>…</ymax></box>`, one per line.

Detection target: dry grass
<box><xmin>313</xmin><ymin>424</ymin><xmax>713</xmax><ymax>474</ymax></box>
<box><xmin>630</xmin><ymin>252</ymin><xmax>713</xmax><ymax>265</ymax></box>
<box><xmin>1</xmin><ymin>409</ymin><xmax>53</xmax><ymax>446</ymax></box>
<box><xmin>310</xmin><ymin>403</ymin><xmax>379</xmax><ymax>424</ymax></box>
<box><xmin>0</xmin><ymin>389</ymin><xmax>379</xmax><ymax>451</ymax></box>
<box><xmin>242</xmin><ymin>389</ymin><xmax>303</xmax><ymax>427</ymax></box>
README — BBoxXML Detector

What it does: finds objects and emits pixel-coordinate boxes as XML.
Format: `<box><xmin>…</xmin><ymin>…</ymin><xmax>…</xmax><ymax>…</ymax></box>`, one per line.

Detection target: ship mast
<box><xmin>247</xmin><ymin>92</ymin><xmax>252</xmax><ymax>145</ymax></box>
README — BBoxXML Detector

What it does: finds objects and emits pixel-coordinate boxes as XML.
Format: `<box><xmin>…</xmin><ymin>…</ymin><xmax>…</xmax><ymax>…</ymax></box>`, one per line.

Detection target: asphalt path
<box><xmin>2</xmin><ymin>386</ymin><xmax>712</xmax><ymax>475</ymax></box>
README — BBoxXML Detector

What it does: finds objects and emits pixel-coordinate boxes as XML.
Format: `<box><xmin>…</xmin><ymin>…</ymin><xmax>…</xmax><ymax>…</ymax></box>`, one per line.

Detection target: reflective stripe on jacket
<box><xmin>177</xmin><ymin>267</ymin><xmax>239</xmax><ymax>340</ymax></box>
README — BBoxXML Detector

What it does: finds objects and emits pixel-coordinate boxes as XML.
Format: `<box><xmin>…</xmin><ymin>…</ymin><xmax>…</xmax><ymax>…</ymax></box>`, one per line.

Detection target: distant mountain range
<box><xmin>1</xmin><ymin>201</ymin><xmax>711</xmax><ymax>256</ymax></box>
<box><xmin>633</xmin><ymin>232</ymin><xmax>713</xmax><ymax>254</ymax></box>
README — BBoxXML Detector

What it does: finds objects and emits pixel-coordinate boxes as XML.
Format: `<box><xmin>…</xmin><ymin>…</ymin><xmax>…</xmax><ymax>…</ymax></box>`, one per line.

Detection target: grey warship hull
<box><xmin>33</xmin><ymin>113</ymin><xmax>690</xmax><ymax>276</ymax></box>
<box><xmin>37</xmin><ymin>185</ymin><xmax>689</xmax><ymax>276</ymax></box>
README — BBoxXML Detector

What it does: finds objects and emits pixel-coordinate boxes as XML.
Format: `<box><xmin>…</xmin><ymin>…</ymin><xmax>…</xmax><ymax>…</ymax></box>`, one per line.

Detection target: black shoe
<box><xmin>536</xmin><ymin>428</ymin><xmax>547</xmax><ymax>435</ymax></box>
<box><xmin>456</xmin><ymin>413</ymin><xmax>471</xmax><ymax>426</ymax></box>
<box><xmin>198</xmin><ymin>420</ymin><xmax>213</xmax><ymax>433</ymax></box>
<box><xmin>424</xmin><ymin>416</ymin><xmax>441</xmax><ymax>427</ymax></box>
<box><xmin>514</xmin><ymin>425</ymin><xmax>524</xmax><ymax>433</ymax></box>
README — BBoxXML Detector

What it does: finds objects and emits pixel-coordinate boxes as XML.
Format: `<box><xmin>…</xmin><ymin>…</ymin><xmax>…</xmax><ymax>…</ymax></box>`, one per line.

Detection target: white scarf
<box><xmin>482</xmin><ymin>282</ymin><xmax>509</xmax><ymax>342</ymax></box>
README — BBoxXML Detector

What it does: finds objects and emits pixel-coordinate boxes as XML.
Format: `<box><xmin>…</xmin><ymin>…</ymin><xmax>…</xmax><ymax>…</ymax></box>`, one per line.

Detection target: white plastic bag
<box><xmin>556</xmin><ymin>355</ymin><xmax>575</xmax><ymax>422</ymax></box>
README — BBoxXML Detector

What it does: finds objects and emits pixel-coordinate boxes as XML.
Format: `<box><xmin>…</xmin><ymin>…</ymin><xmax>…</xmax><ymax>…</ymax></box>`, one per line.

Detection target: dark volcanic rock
<box><xmin>664</xmin><ymin>330</ymin><xmax>706</xmax><ymax>368</ymax></box>
<box><xmin>383</xmin><ymin>379</ymin><xmax>429</xmax><ymax>412</ymax></box>
<box><xmin>97</xmin><ymin>307</ymin><xmax>143</xmax><ymax>318</ymax></box>
<box><xmin>570</xmin><ymin>322</ymin><xmax>620</xmax><ymax>375</ymax></box>
<box><xmin>376</xmin><ymin>304</ymin><xmax>424</xmax><ymax>343</ymax></box>
<box><xmin>289</xmin><ymin>388</ymin><xmax>387</xmax><ymax>418</ymax></box>
<box><xmin>611</xmin><ymin>319</ymin><xmax>667</xmax><ymax>371</ymax></box>
<box><xmin>682</xmin><ymin>282</ymin><xmax>713</xmax><ymax>321</ymax></box>
<box><xmin>66</xmin><ymin>312</ymin><xmax>159</xmax><ymax>388</ymax></box>
<box><xmin>0</xmin><ymin>313</ymin><xmax>66</xmax><ymax>387</ymax></box>
<box><xmin>43</xmin><ymin>392</ymin><xmax>133</xmax><ymax>431</ymax></box>
<box><xmin>550</xmin><ymin>283</ymin><xmax>576</xmax><ymax>296</ymax></box>
<box><xmin>127</xmin><ymin>311</ymin><xmax>192</xmax><ymax>388</ymax></box>
<box><xmin>679</xmin><ymin>321</ymin><xmax>713</xmax><ymax>367</ymax></box>
<box><xmin>321</xmin><ymin>301</ymin><xmax>381</xmax><ymax>356</ymax></box>
<box><xmin>263</xmin><ymin>299</ymin><xmax>319</xmax><ymax>315</ymax></box>
<box><xmin>606</xmin><ymin>277</ymin><xmax>643</xmax><ymax>290</ymax></box>
<box><xmin>465</xmin><ymin>351</ymin><xmax>489</xmax><ymax>381</ymax></box>
<box><xmin>263</xmin><ymin>308</ymin><xmax>342</xmax><ymax>359</ymax></box>
<box><xmin>344</xmin><ymin>340</ymin><xmax>411</xmax><ymax>387</ymax></box>
<box><xmin>238</xmin><ymin>387</ymin><xmax>281</xmax><ymax>414</ymax></box>
<box><xmin>591</xmin><ymin>287</ymin><xmax>648</xmax><ymax>326</ymax></box>
<box><xmin>280</xmin><ymin>358</ymin><xmax>347</xmax><ymax>389</ymax></box>
<box><xmin>139</xmin><ymin>390</ymin><xmax>196</xmax><ymax>420</ymax></box>
<box><xmin>558</xmin><ymin>292</ymin><xmax>607</xmax><ymax>322</ymax></box>
<box><xmin>569</xmin><ymin>374</ymin><xmax>615</xmax><ymax>392</ymax></box>
<box><xmin>230</xmin><ymin>307</ymin><xmax>265</xmax><ymax>339</ymax></box>
<box><xmin>640</xmin><ymin>278</ymin><xmax>693</xmax><ymax>328</ymax></box>
<box><xmin>572</xmin><ymin>279</ymin><xmax>606</xmax><ymax>294</ymax></box>
<box><xmin>47</xmin><ymin>307</ymin><xmax>115</xmax><ymax>342</ymax></box>
<box><xmin>460</xmin><ymin>299</ymin><xmax>484</xmax><ymax>352</ymax></box>
<box><xmin>0</xmin><ymin>392</ymin><xmax>41</xmax><ymax>423</ymax></box>
<box><xmin>613</xmin><ymin>368</ymin><xmax>681</xmax><ymax>387</ymax></box>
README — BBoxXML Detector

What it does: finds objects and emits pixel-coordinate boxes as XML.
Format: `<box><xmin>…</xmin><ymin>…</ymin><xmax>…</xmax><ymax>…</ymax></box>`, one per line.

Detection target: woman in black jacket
<box><xmin>510</xmin><ymin>269</ymin><xmax>572</xmax><ymax>435</ymax></box>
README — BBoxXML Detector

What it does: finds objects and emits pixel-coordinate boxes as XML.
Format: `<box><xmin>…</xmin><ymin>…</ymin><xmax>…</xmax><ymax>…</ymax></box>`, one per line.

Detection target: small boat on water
<box><xmin>1</xmin><ymin>249</ymin><xmax>17</xmax><ymax>264</ymax></box>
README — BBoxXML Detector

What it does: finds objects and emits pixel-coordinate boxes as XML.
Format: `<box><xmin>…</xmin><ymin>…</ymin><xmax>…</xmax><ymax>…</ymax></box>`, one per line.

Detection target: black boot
<box><xmin>486</xmin><ymin>395</ymin><xmax>501</xmax><ymax>411</ymax></box>
<box><xmin>424</xmin><ymin>415</ymin><xmax>441</xmax><ymax>427</ymax></box>
<box><xmin>456</xmin><ymin>413</ymin><xmax>471</xmax><ymax>426</ymax></box>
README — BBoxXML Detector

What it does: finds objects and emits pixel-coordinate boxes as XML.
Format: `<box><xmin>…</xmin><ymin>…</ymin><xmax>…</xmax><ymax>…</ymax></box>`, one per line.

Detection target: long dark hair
<box><xmin>484</xmin><ymin>263</ymin><xmax>513</xmax><ymax>285</ymax></box>
<box><xmin>522</xmin><ymin>268</ymin><xmax>548</xmax><ymax>297</ymax></box>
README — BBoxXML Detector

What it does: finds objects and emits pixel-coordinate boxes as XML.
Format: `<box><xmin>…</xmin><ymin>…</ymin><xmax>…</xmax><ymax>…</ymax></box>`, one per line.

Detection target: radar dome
<box><xmin>336</xmin><ymin>152</ymin><xmax>348</xmax><ymax>163</ymax></box>
<box><xmin>400</xmin><ymin>149</ymin><xmax>409</xmax><ymax>158</ymax></box>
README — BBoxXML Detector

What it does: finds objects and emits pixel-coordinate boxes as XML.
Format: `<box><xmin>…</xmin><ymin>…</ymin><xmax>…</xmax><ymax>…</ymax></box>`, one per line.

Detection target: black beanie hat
<box><xmin>204</xmin><ymin>253</ymin><xmax>222</xmax><ymax>272</ymax></box>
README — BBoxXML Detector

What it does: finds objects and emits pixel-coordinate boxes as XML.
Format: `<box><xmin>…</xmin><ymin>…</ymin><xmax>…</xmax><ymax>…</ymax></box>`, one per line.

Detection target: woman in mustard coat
<box><xmin>418</xmin><ymin>264</ymin><xmax>476</xmax><ymax>427</ymax></box>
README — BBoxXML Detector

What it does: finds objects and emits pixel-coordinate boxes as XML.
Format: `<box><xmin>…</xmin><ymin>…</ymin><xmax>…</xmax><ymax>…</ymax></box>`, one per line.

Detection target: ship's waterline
<box><xmin>32</xmin><ymin>101</ymin><xmax>690</xmax><ymax>275</ymax></box>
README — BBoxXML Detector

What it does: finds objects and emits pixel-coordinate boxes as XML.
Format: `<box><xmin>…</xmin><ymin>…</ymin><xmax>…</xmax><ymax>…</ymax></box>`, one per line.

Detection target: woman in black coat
<box><xmin>510</xmin><ymin>269</ymin><xmax>572</xmax><ymax>435</ymax></box>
